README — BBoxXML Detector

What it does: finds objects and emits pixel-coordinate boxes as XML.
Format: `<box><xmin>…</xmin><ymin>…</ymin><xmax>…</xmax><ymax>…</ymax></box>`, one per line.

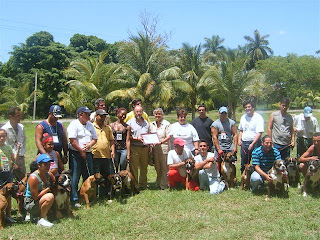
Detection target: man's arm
<box><xmin>254</xmin><ymin>165</ymin><xmax>272</xmax><ymax>183</ymax></box>
<box><xmin>69</xmin><ymin>138</ymin><xmax>86</xmax><ymax>159</ymax></box>
<box><xmin>110</xmin><ymin>140</ymin><xmax>115</xmax><ymax>159</ymax></box>
<box><xmin>211</xmin><ymin>126</ymin><xmax>222</xmax><ymax>154</ymax></box>
<box><xmin>300</xmin><ymin>145</ymin><xmax>318</xmax><ymax>163</ymax></box>
<box><xmin>168</xmin><ymin>161</ymin><xmax>185</xmax><ymax>169</ymax></box>
<box><xmin>290</xmin><ymin>121</ymin><xmax>295</xmax><ymax>148</ymax></box>
<box><xmin>249</xmin><ymin>132</ymin><xmax>262</xmax><ymax>151</ymax></box>
<box><xmin>35</xmin><ymin>124</ymin><xmax>46</xmax><ymax>154</ymax></box>
<box><xmin>61</xmin><ymin>125</ymin><xmax>69</xmax><ymax>163</ymax></box>
<box><xmin>238</xmin><ymin>130</ymin><xmax>243</xmax><ymax>146</ymax></box>
<box><xmin>231</xmin><ymin>124</ymin><xmax>238</xmax><ymax>153</ymax></box>
<box><xmin>267</xmin><ymin>113</ymin><xmax>274</xmax><ymax>137</ymax></box>
<box><xmin>194</xmin><ymin>157</ymin><xmax>214</xmax><ymax>170</ymax></box>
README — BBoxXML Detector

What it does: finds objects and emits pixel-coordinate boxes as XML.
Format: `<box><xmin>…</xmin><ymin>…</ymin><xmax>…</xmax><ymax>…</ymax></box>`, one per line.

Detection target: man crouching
<box><xmin>167</xmin><ymin>138</ymin><xmax>199</xmax><ymax>191</ymax></box>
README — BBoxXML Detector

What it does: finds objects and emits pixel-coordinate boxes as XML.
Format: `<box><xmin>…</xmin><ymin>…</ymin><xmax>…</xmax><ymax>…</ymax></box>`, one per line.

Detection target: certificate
<box><xmin>141</xmin><ymin>133</ymin><xmax>160</xmax><ymax>145</ymax></box>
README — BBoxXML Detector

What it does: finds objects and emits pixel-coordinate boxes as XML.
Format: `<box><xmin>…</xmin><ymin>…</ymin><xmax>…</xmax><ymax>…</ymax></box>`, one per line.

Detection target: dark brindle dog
<box><xmin>0</xmin><ymin>182</ymin><xmax>19</xmax><ymax>229</ymax></box>
<box><xmin>266</xmin><ymin>160</ymin><xmax>289</xmax><ymax>200</ymax></box>
<box><xmin>301</xmin><ymin>159</ymin><xmax>320</xmax><ymax>197</ymax></box>
<box><xmin>185</xmin><ymin>158</ymin><xmax>195</xmax><ymax>190</ymax></box>
<box><xmin>241</xmin><ymin>164</ymin><xmax>254</xmax><ymax>190</ymax></box>
<box><xmin>118</xmin><ymin>170</ymin><xmax>139</xmax><ymax>198</ymax></box>
<box><xmin>221</xmin><ymin>152</ymin><xmax>237</xmax><ymax>189</ymax></box>
<box><xmin>284</xmin><ymin>157</ymin><xmax>300</xmax><ymax>187</ymax></box>
<box><xmin>108</xmin><ymin>173</ymin><xmax>123</xmax><ymax>200</ymax></box>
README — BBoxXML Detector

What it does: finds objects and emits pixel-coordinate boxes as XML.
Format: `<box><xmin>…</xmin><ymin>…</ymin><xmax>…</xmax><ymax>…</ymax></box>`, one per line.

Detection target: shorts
<box><xmin>0</xmin><ymin>170</ymin><xmax>13</xmax><ymax>185</ymax></box>
<box><xmin>24</xmin><ymin>197</ymin><xmax>40</xmax><ymax>216</ymax></box>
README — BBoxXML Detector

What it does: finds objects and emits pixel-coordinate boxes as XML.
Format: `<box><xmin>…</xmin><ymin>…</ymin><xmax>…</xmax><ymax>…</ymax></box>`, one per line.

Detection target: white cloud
<box><xmin>279</xmin><ymin>30</ymin><xmax>287</xmax><ymax>35</ymax></box>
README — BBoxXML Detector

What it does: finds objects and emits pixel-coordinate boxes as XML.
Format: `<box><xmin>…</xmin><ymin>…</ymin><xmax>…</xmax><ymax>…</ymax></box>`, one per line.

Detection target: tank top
<box><xmin>48</xmin><ymin>150</ymin><xmax>58</xmax><ymax>170</ymax></box>
<box><xmin>24</xmin><ymin>171</ymin><xmax>50</xmax><ymax>198</ymax></box>
<box><xmin>39</xmin><ymin>120</ymin><xmax>64</xmax><ymax>154</ymax></box>
<box><xmin>111</xmin><ymin>122</ymin><xmax>128</xmax><ymax>150</ymax></box>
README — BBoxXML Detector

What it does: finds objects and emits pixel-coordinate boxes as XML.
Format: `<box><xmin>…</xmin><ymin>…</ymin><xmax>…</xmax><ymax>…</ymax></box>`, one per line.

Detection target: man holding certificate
<box><xmin>127</xmin><ymin>105</ymin><xmax>150</xmax><ymax>190</ymax></box>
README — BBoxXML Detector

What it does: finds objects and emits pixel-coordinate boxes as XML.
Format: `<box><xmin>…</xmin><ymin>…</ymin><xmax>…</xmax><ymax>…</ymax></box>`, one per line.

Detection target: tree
<box><xmin>203</xmin><ymin>35</ymin><xmax>226</xmax><ymax>65</ymax></box>
<box><xmin>244</xmin><ymin>29</ymin><xmax>273</xmax><ymax>69</ymax></box>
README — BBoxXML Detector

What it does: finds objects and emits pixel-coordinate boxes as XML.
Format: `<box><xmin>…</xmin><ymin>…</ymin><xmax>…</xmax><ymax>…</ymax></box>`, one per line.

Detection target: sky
<box><xmin>0</xmin><ymin>0</ymin><xmax>319</xmax><ymax>63</ymax></box>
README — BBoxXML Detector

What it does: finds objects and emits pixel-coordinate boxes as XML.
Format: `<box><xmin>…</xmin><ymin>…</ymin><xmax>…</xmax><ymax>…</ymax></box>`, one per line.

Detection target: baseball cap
<box><xmin>219</xmin><ymin>106</ymin><xmax>228</xmax><ymax>113</ymax></box>
<box><xmin>304</xmin><ymin>106</ymin><xmax>312</xmax><ymax>118</ymax></box>
<box><xmin>76</xmin><ymin>106</ymin><xmax>92</xmax><ymax>115</ymax></box>
<box><xmin>173</xmin><ymin>138</ymin><xmax>186</xmax><ymax>147</ymax></box>
<box><xmin>96</xmin><ymin>109</ymin><xmax>108</xmax><ymax>116</ymax></box>
<box><xmin>36</xmin><ymin>154</ymin><xmax>53</xmax><ymax>164</ymax></box>
<box><xmin>49</xmin><ymin>105</ymin><xmax>62</xmax><ymax>118</ymax></box>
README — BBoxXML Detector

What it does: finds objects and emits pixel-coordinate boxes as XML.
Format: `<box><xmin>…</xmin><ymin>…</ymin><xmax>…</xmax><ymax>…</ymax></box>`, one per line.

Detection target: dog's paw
<box><xmin>265</xmin><ymin>197</ymin><xmax>270</xmax><ymax>201</ymax></box>
<box><xmin>302</xmin><ymin>192</ymin><xmax>308</xmax><ymax>197</ymax></box>
<box><xmin>107</xmin><ymin>199</ymin><xmax>113</xmax><ymax>203</ymax></box>
<box><xmin>298</xmin><ymin>183</ymin><xmax>301</xmax><ymax>189</ymax></box>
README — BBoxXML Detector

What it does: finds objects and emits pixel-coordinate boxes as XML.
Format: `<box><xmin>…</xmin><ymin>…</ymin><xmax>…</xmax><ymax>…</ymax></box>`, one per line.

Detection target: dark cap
<box><xmin>96</xmin><ymin>109</ymin><xmax>108</xmax><ymax>116</ymax></box>
<box><xmin>76</xmin><ymin>106</ymin><xmax>92</xmax><ymax>115</ymax></box>
<box><xmin>49</xmin><ymin>105</ymin><xmax>62</xmax><ymax>118</ymax></box>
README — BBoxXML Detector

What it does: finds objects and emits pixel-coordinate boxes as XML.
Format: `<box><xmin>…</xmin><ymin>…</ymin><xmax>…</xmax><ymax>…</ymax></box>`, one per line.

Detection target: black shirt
<box><xmin>191</xmin><ymin>116</ymin><xmax>214</xmax><ymax>149</ymax></box>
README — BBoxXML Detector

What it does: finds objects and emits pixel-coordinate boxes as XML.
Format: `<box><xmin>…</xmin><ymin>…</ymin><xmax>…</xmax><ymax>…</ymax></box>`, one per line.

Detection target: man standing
<box><xmin>167</xmin><ymin>138</ymin><xmax>199</xmax><ymax>191</ymax></box>
<box><xmin>35</xmin><ymin>105</ymin><xmax>68</xmax><ymax>165</ymax></box>
<box><xmin>124</xmin><ymin>98</ymin><xmax>150</xmax><ymax>123</ymax></box>
<box><xmin>294</xmin><ymin>106</ymin><xmax>320</xmax><ymax>159</ymax></box>
<box><xmin>67</xmin><ymin>106</ymin><xmax>97</xmax><ymax>208</ymax></box>
<box><xmin>238</xmin><ymin>100</ymin><xmax>264</xmax><ymax>173</ymax></box>
<box><xmin>1</xmin><ymin>106</ymin><xmax>26</xmax><ymax>180</ymax></box>
<box><xmin>211</xmin><ymin>106</ymin><xmax>237</xmax><ymax>155</ymax></box>
<box><xmin>92</xmin><ymin>109</ymin><xmax>115</xmax><ymax>198</ymax></box>
<box><xmin>191</xmin><ymin>104</ymin><xmax>213</xmax><ymax>151</ymax></box>
<box><xmin>267</xmin><ymin>98</ymin><xmax>294</xmax><ymax>159</ymax></box>
<box><xmin>90</xmin><ymin>98</ymin><xmax>108</xmax><ymax>123</ymax></box>
<box><xmin>298</xmin><ymin>132</ymin><xmax>320</xmax><ymax>176</ymax></box>
<box><xmin>250</xmin><ymin>135</ymin><xmax>282</xmax><ymax>192</ymax></box>
<box><xmin>195</xmin><ymin>140</ymin><xmax>225</xmax><ymax>195</ymax></box>
<box><xmin>127</xmin><ymin>105</ymin><xmax>150</xmax><ymax>190</ymax></box>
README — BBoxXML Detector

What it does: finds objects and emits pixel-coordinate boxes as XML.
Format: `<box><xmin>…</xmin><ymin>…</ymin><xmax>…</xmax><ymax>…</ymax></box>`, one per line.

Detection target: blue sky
<box><xmin>0</xmin><ymin>0</ymin><xmax>319</xmax><ymax>63</ymax></box>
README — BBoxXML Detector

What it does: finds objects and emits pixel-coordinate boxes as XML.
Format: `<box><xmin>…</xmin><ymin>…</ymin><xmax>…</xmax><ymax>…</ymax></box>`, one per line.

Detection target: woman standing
<box><xmin>150</xmin><ymin>108</ymin><xmax>171</xmax><ymax>190</ymax></box>
<box><xmin>170</xmin><ymin>108</ymin><xmax>200</xmax><ymax>155</ymax></box>
<box><xmin>110</xmin><ymin>108</ymin><xmax>131</xmax><ymax>172</ymax></box>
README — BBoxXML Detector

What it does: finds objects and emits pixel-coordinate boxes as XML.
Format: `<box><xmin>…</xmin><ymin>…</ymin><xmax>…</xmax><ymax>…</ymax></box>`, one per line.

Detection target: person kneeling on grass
<box><xmin>194</xmin><ymin>139</ymin><xmax>225</xmax><ymax>195</ymax></box>
<box><xmin>24</xmin><ymin>154</ymin><xmax>56</xmax><ymax>227</ymax></box>
<box><xmin>167</xmin><ymin>138</ymin><xmax>199</xmax><ymax>191</ymax></box>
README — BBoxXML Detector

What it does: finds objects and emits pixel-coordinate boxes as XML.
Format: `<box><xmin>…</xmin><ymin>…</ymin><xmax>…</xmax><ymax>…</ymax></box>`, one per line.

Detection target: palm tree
<box><xmin>244</xmin><ymin>29</ymin><xmax>273</xmax><ymax>69</ymax></box>
<box><xmin>199</xmin><ymin>52</ymin><xmax>264</xmax><ymax>120</ymax></box>
<box><xmin>203</xmin><ymin>35</ymin><xmax>226</xmax><ymax>65</ymax></box>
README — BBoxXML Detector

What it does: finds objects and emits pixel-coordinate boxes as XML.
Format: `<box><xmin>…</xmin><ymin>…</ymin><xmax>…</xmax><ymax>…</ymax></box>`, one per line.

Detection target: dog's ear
<box><xmin>1</xmin><ymin>185</ymin><xmax>8</xmax><ymax>195</ymax></box>
<box><xmin>94</xmin><ymin>173</ymin><xmax>101</xmax><ymax>180</ymax></box>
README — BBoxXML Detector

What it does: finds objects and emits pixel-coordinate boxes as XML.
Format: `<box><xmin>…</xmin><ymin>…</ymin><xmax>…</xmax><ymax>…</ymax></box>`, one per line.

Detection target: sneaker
<box><xmin>25</xmin><ymin>213</ymin><xmax>31</xmax><ymax>222</ymax></box>
<box><xmin>73</xmin><ymin>203</ymin><xmax>81</xmax><ymax>209</ymax></box>
<box><xmin>37</xmin><ymin>218</ymin><xmax>54</xmax><ymax>228</ymax></box>
<box><xmin>6</xmin><ymin>216</ymin><xmax>17</xmax><ymax>224</ymax></box>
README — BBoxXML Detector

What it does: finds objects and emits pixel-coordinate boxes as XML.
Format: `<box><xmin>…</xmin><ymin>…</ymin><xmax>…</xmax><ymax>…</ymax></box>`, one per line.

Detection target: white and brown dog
<box><xmin>108</xmin><ymin>173</ymin><xmax>123</xmax><ymax>200</ymax></box>
<box><xmin>221</xmin><ymin>152</ymin><xmax>237</xmax><ymax>189</ymax></box>
<box><xmin>118</xmin><ymin>170</ymin><xmax>139</xmax><ymax>198</ymax></box>
<box><xmin>185</xmin><ymin>158</ymin><xmax>195</xmax><ymax>190</ymax></box>
<box><xmin>301</xmin><ymin>159</ymin><xmax>320</xmax><ymax>197</ymax></box>
<box><xmin>241</xmin><ymin>164</ymin><xmax>254</xmax><ymax>190</ymax></box>
<box><xmin>266</xmin><ymin>160</ymin><xmax>289</xmax><ymax>200</ymax></box>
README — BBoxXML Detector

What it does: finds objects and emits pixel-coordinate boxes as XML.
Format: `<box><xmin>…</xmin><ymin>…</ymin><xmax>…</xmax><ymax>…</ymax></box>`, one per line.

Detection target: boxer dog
<box><xmin>12</xmin><ymin>175</ymin><xmax>28</xmax><ymax>216</ymax></box>
<box><xmin>221</xmin><ymin>152</ymin><xmax>237</xmax><ymax>189</ymax></box>
<box><xmin>108</xmin><ymin>173</ymin><xmax>123</xmax><ymax>200</ymax></box>
<box><xmin>301</xmin><ymin>159</ymin><xmax>320</xmax><ymax>197</ymax></box>
<box><xmin>79</xmin><ymin>173</ymin><xmax>105</xmax><ymax>209</ymax></box>
<box><xmin>266</xmin><ymin>160</ymin><xmax>289</xmax><ymax>200</ymax></box>
<box><xmin>241</xmin><ymin>164</ymin><xmax>254</xmax><ymax>190</ymax></box>
<box><xmin>53</xmin><ymin>170</ymin><xmax>73</xmax><ymax>219</ymax></box>
<box><xmin>284</xmin><ymin>157</ymin><xmax>300</xmax><ymax>187</ymax></box>
<box><xmin>0</xmin><ymin>182</ymin><xmax>19</xmax><ymax>229</ymax></box>
<box><xmin>118</xmin><ymin>170</ymin><xmax>139</xmax><ymax>198</ymax></box>
<box><xmin>185</xmin><ymin>158</ymin><xmax>195</xmax><ymax>190</ymax></box>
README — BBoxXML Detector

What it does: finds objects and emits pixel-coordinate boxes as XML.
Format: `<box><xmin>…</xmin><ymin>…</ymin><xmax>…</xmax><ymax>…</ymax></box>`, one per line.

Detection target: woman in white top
<box><xmin>170</xmin><ymin>108</ymin><xmax>199</xmax><ymax>155</ymax></box>
<box><xmin>150</xmin><ymin>108</ymin><xmax>171</xmax><ymax>190</ymax></box>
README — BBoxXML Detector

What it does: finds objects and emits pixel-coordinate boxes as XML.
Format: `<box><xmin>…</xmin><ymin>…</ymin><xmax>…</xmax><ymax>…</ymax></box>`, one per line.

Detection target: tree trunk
<box><xmin>191</xmin><ymin>98</ymin><xmax>196</xmax><ymax>120</ymax></box>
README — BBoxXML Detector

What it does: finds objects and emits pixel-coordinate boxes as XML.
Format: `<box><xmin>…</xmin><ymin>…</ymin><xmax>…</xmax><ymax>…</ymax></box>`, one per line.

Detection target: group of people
<box><xmin>0</xmin><ymin>97</ymin><xmax>319</xmax><ymax>228</ymax></box>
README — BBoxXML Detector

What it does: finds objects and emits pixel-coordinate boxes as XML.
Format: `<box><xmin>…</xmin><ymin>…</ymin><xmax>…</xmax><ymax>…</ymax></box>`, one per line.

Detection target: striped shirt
<box><xmin>252</xmin><ymin>146</ymin><xmax>281</xmax><ymax>173</ymax></box>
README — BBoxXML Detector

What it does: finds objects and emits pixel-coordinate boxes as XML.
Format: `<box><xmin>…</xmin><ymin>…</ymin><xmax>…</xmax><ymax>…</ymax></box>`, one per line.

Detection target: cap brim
<box><xmin>53</xmin><ymin>114</ymin><xmax>62</xmax><ymax>118</ymax></box>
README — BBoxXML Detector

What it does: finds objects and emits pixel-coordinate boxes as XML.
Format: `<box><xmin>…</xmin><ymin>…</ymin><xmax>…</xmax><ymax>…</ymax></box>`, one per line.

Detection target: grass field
<box><xmin>1</xmin><ymin>110</ymin><xmax>320</xmax><ymax>239</ymax></box>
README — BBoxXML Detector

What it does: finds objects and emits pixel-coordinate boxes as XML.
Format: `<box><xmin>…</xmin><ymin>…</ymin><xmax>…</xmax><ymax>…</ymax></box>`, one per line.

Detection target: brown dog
<box><xmin>241</xmin><ymin>164</ymin><xmax>254</xmax><ymax>190</ymax></box>
<box><xmin>221</xmin><ymin>152</ymin><xmax>237</xmax><ymax>189</ymax></box>
<box><xmin>185</xmin><ymin>158</ymin><xmax>195</xmax><ymax>190</ymax></box>
<box><xmin>266</xmin><ymin>160</ymin><xmax>288</xmax><ymax>200</ymax></box>
<box><xmin>284</xmin><ymin>157</ymin><xmax>300</xmax><ymax>187</ymax></box>
<box><xmin>11</xmin><ymin>175</ymin><xmax>28</xmax><ymax>216</ymax></box>
<box><xmin>118</xmin><ymin>170</ymin><xmax>139</xmax><ymax>198</ymax></box>
<box><xmin>0</xmin><ymin>182</ymin><xmax>19</xmax><ymax>229</ymax></box>
<box><xmin>79</xmin><ymin>173</ymin><xmax>105</xmax><ymax>209</ymax></box>
<box><xmin>108</xmin><ymin>173</ymin><xmax>123</xmax><ymax>200</ymax></box>
<box><xmin>301</xmin><ymin>159</ymin><xmax>320</xmax><ymax>197</ymax></box>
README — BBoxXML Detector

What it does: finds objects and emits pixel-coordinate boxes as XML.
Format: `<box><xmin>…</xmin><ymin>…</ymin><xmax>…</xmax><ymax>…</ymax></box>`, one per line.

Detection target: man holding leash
<box><xmin>267</xmin><ymin>97</ymin><xmax>294</xmax><ymax>159</ymax></box>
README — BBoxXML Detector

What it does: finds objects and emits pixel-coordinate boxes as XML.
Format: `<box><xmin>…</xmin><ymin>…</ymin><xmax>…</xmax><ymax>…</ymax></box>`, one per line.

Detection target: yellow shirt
<box><xmin>124</xmin><ymin>111</ymin><xmax>150</xmax><ymax>123</ymax></box>
<box><xmin>92</xmin><ymin>122</ymin><xmax>114</xmax><ymax>158</ymax></box>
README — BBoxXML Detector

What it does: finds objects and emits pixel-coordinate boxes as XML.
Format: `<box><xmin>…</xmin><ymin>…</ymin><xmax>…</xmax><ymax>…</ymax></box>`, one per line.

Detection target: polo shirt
<box><xmin>92</xmin><ymin>122</ymin><xmax>114</xmax><ymax>158</ymax></box>
<box><xmin>252</xmin><ymin>146</ymin><xmax>281</xmax><ymax>173</ymax></box>
<box><xmin>1</xmin><ymin>121</ymin><xmax>26</xmax><ymax>156</ymax></box>
<box><xmin>127</xmin><ymin>117</ymin><xmax>150</xmax><ymax>146</ymax></box>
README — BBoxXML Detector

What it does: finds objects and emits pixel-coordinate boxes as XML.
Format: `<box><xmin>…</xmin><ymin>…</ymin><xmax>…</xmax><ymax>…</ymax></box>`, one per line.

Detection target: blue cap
<box><xmin>76</xmin><ymin>106</ymin><xmax>92</xmax><ymax>115</ymax></box>
<box><xmin>219</xmin><ymin>106</ymin><xmax>228</xmax><ymax>113</ymax></box>
<box><xmin>36</xmin><ymin>154</ymin><xmax>53</xmax><ymax>164</ymax></box>
<box><xmin>304</xmin><ymin>106</ymin><xmax>312</xmax><ymax>117</ymax></box>
<box><xmin>49</xmin><ymin>105</ymin><xmax>62</xmax><ymax>118</ymax></box>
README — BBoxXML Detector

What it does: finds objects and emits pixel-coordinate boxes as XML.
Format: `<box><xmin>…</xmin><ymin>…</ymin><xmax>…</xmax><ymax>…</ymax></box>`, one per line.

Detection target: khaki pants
<box><xmin>130</xmin><ymin>145</ymin><xmax>149</xmax><ymax>188</ymax></box>
<box><xmin>153</xmin><ymin>146</ymin><xmax>169</xmax><ymax>189</ymax></box>
<box><xmin>14</xmin><ymin>156</ymin><xmax>26</xmax><ymax>181</ymax></box>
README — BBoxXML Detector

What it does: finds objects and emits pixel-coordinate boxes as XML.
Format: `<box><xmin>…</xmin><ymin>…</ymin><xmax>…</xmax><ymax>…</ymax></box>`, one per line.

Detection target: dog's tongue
<box><xmin>186</xmin><ymin>170</ymin><xmax>190</xmax><ymax>174</ymax></box>
<box><xmin>66</xmin><ymin>187</ymin><xmax>71</xmax><ymax>192</ymax></box>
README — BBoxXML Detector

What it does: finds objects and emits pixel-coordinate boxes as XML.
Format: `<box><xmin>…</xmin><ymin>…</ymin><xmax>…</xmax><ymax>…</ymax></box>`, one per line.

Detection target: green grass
<box><xmin>1</xmin><ymin>110</ymin><xmax>320</xmax><ymax>239</ymax></box>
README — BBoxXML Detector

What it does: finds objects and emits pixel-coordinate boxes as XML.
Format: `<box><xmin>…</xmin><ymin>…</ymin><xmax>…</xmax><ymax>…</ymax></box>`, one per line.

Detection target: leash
<box><xmin>111</xmin><ymin>157</ymin><xmax>117</xmax><ymax>173</ymax></box>
<box><xmin>279</xmin><ymin>145</ymin><xmax>291</xmax><ymax>151</ymax></box>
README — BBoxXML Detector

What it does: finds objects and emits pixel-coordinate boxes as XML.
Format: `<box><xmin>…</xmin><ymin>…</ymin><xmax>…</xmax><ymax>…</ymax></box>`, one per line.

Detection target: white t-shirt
<box><xmin>194</xmin><ymin>152</ymin><xmax>220</xmax><ymax>178</ymax></box>
<box><xmin>170</xmin><ymin>122</ymin><xmax>199</xmax><ymax>151</ymax></box>
<box><xmin>238</xmin><ymin>112</ymin><xmax>264</xmax><ymax>141</ymax></box>
<box><xmin>67</xmin><ymin>119</ymin><xmax>98</xmax><ymax>152</ymax></box>
<box><xmin>167</xmin><ymin>148</ymin><xmax>193</xmax><ymax>177</ymax></box>
<box><xmin>293</xmin><ymin>113</ymin><xmax>320</xmax><ymax>138</ymax></box>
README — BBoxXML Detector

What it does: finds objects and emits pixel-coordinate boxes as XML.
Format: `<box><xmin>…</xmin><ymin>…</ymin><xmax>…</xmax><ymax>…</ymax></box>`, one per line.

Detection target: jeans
<box><xmin>250</xmin><ymin>171</ymin><xmax>265</xmax><ymax>192</ymax></box>
<box><xmin>93</xmin><ymin>158</ymin><xmax>115</xmax><ymax>198</ymax></box>
<box><xmin>198</xmin><ymin>170</ymin><xmax>225</xmax><ymax>195</ymax></box>
<box><xmin>240</xmin><ymin>140</ymin><xmax>261</xmax><ymax>173</ymax></box>
<box><xmin>273</xmin><ymin>143</ymin><xmax>290</xmax><ymax>159</ymax></box>
<box><xmin>296</xmin><ymin>137</ymin><xmax>313</xmax><ymax>159</ymax></box>
<box><xmin>114</xmin><ymin>149</ymin><xmax>127</xmax><ymax>172</ymax></box>
<box><xmin>69</xmin><ymin>150</ymin><xmax>94</xmax><ymax>203</ymax></box>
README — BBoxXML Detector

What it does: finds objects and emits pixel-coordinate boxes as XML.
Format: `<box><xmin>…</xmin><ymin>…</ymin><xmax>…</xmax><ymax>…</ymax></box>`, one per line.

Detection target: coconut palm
<box><xmin>244</xmin><ymin>29</ymin><xmax>273</xmax><ymax>69</ymax></box>
<box><xmin>203</xmin><ymin>35</ymin><xmax>226</xmax><ymax>65</ymax></box>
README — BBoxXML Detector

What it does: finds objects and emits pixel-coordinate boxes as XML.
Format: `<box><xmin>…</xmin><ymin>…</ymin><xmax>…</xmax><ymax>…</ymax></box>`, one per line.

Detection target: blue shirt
<box><xmin>252</xmin><ymin>146</ymin><xmax>281</xmax><ymax>173</ymax></box>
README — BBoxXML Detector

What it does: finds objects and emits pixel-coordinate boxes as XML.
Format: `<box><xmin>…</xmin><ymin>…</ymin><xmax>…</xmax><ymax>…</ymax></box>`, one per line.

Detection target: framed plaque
<box><xmin>141</xmin><ymin>133</ymin><xmax>160</xmax><ymax>145</ymax></box>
